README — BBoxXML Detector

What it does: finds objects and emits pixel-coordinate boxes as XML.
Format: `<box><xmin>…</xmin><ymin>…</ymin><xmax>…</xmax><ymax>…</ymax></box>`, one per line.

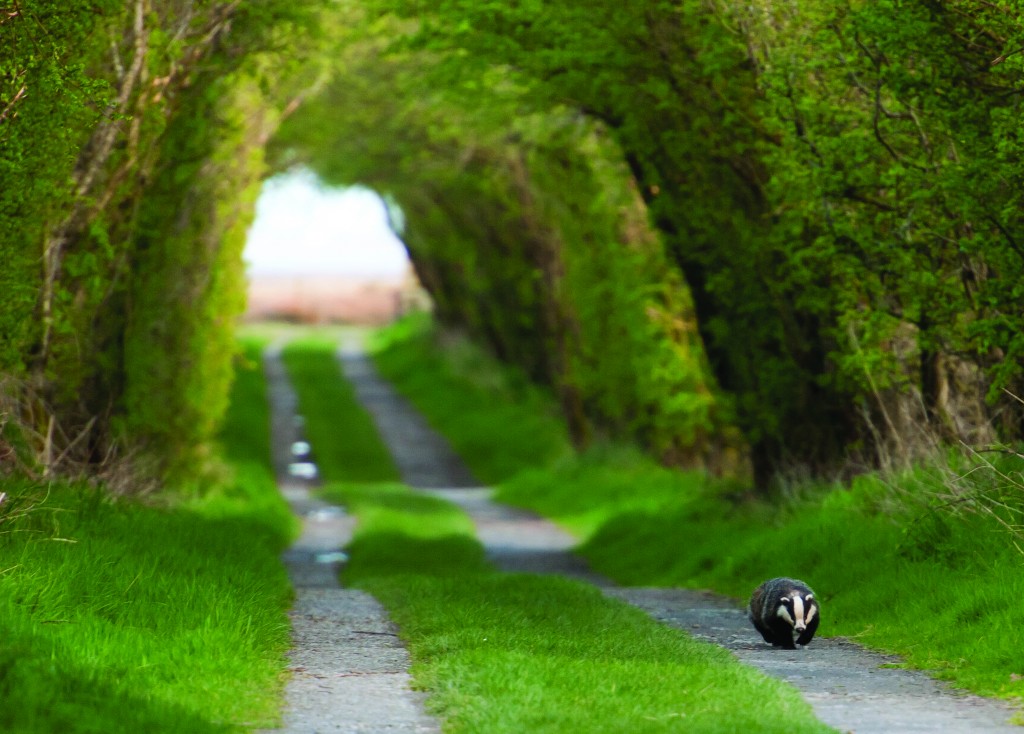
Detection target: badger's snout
<box><xmin>794</xmin><ymin>622</ymin><xmax>807</xmax><ymax>632</ymax></box>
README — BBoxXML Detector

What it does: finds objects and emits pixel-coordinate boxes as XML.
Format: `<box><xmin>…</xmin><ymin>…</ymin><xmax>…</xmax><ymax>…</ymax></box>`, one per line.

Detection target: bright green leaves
<box><xmin>732</xmin><ymin>0</ymin><xmax>1024</xmax><ymax>470</ymax></box>
<box><xmin>7</xmin><ymin>0</ymin><xmax>1016</xmax><ymax>488</ymax></box>
<box><xmin>272</xmin><ymin>3</ymin><xmax>737</xmax><ymax>469</ymax></box>
<box><xmin>281</xmin><ymin>0</ymin><xmax>1024</xmax><ymax>485</ymax></box>
<box><xmin>0</xmin><ymin>0</ymin><xmax>326</xmax><ymax>485</ymax></box>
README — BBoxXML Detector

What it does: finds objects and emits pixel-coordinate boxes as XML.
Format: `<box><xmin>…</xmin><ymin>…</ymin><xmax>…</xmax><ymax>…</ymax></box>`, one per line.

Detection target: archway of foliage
<box><xmin>275</xmin><ymin>1</ymin><xmax>1024</xmax><ymax>486</ymax></box>
<box><xmin>3</xmin><ymin>1</ymin><xmax>1023</xmax><ymax>491</ymax></box>
<box><xmin>0</xmin><ymin>1</ymin><xmax>323</xmax><ymax>487</ymax></box>
<box><xmin>270</xmin><ymin>13</ymin><xmax>736</xmax><ymax>473</ymax></box>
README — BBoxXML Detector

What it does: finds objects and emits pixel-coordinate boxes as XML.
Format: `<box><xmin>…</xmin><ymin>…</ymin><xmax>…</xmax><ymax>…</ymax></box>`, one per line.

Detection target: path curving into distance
<box><xmin>339</xmin><ymin>343</ymin><xmax>1021</xmax><ymax>734</ymax></box>
<box><xmin>261</xmin><ymin>345</ymin><xmax>439</xmax><ymax>734</ymax></box>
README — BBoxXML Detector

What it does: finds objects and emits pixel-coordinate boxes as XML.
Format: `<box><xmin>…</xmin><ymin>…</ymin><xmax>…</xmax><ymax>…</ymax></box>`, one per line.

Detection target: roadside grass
<box><xmin>215</xmin><ymin>334</ymin><xmax>299</xmax><ymax>531</ymax></box>
<box><xmin>372</xmin><ymin>316</ymin><xmax>1024</xmax><ymax>708</ymax></box>
<box><xmin>0</xmin><ymin>336</ymin><xmax>294</xmax><ymax>732</ymax></box>
<box><xmin>318</xmin><ymin>483</ymin><xmax>833</xmax><ymax>734</ymax></box>
<box><xmin>574</xmin><ymin>463</ymin><xmax>1024</xmax><ymax>702</ymax></box>
<box><xmin>497</xmin><ymin>443</ymin><xmax>712</xmax><ymax>537</ymax></box>
<box><xmin>281</xmin><ymin>335</ymin><xmax>401</xmax><ymax>483</ymax></box>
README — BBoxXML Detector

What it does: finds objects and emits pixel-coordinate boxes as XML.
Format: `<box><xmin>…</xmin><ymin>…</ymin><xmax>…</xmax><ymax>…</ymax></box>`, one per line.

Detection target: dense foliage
<box><xmin>275</xmin><ymin>1</ymin><xmax>1024</xmax><ymax>486</ymax></box>
<box><xmin>272</xmin><ymin>8</ymin><xmax>738</xmax><ymax>473</ymax></box>
<box><xmin>0</xmin><ymin>1</ymin><xmax>318</xmax><ymax>486</ymax></box>
<box><xmin>4</xmin><ymin>1</ymin><xmax>1023</xmax><ymax>489</ymax></box>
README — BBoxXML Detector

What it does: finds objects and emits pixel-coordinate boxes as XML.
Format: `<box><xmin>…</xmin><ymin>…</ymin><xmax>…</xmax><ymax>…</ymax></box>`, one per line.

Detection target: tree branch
<box><xmin>0</xmin><ymin>81</ymin><xmax>27</xmax><ymax>124</ymax></box>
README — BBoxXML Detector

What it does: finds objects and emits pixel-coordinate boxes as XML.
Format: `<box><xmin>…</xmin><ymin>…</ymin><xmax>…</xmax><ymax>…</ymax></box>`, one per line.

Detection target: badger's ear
<box><xmin>806</xmin><ymin>594</ymin><xmax>814</xmax><ymax>600</ymax></box>
<box><xmin>780</xmin><ymin>596</ymin><xmax>789</xmax><ymax>603</ymax></box>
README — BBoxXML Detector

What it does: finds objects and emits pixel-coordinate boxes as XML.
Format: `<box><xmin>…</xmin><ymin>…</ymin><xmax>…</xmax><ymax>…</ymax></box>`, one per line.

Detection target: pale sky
<box><xmin>244</xmin><ymin>168</ymin><xmax>410</xmax><ymax>278</ymax></box>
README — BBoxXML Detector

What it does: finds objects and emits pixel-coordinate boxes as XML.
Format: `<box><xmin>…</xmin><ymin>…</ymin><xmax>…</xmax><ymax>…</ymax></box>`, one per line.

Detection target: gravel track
<box><xmin>262</xmin><ymin>346</ymin><xmax>440</xmax><ymax>734</ymax></box>
<box><xmin>337</xmin><ymin>345</ymin><xmax>1021</xmax><ymax>734</ymax></box>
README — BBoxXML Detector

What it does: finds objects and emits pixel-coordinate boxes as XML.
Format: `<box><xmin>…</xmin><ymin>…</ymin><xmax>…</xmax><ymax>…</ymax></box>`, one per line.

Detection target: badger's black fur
<box><xmin>748</xmin><ymin>577</ymin><xmax>819</xmax><ymax>649</ymax></box>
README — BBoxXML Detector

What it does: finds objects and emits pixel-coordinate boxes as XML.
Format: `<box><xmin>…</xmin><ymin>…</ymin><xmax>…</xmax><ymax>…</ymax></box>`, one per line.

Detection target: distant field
<box><xmin>245</xmin><ymin>274</ymin><xmax>429</xmax><ymax>325</ymax></box>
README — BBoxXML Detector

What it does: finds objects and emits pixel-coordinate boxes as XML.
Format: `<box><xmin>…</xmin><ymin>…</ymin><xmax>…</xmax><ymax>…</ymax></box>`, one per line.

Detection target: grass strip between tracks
<box><xmin>0</xmin><ymin>335</ymin><xmax>295</xmax><ymax>733</ymax></box>
<box><xmin>280</xmin><ymin>334</ymin><xmax>401</xmax><ymax>483</ymax></box>
<box><xmin>285</xmin><ymin>331</ymin><xmax>834</xmax><ymax>734</ymax></box>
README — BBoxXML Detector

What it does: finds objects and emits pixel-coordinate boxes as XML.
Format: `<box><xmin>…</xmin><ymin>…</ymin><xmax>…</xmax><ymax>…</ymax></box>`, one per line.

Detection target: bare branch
<box><xmin>39</xmin><ymin>0</ymin><xmax>150</xmax><ymax>363</ymax></box>
<box><xmin>0</xmin><ymin>82</ymin><xmax>27</xmax><ymax>124</ymax></box>
<box><xmin>991</xmin><ymin>46</ymin><xmax>1024</xmax><ymax>66</ymax></box>
<box><xmin>73</xmin><ymin>0</ymin><xmax>147</xmax><ymax>200</ymax></box>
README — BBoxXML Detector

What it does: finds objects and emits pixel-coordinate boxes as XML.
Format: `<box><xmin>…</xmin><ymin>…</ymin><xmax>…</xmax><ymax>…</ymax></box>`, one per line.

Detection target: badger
<box><xmin>747</xmin><ymin>577</ymin><xmax>819</xmax><ymax>649</ymax></box>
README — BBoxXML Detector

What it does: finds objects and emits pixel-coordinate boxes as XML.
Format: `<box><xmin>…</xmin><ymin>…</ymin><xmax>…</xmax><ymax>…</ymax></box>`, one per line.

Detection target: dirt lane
<box><xmin>337</xmin><ymin>347</ymin><xmax>477</xmax><ymax>489</ymax></box>
<box><xmin>606</xmin><ymin>587</ymin><xmax>1020</xmax><ymax>734</ymax></box>
<box><xmin>340</xmin><ymin>345</ymin><xmax>1021</xmax><ymax>734</ymax></box>
<box><xmin>262</xmin><ymin>346</ymin><xmax>439</xmax><ymax>734</ymax></box>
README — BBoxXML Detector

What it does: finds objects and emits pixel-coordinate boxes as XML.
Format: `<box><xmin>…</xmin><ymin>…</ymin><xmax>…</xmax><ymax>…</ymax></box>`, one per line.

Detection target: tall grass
<box><xmin>0</xmin><ymin>336</ymin><xmax>294</xmax><ymax>732</ymax></box>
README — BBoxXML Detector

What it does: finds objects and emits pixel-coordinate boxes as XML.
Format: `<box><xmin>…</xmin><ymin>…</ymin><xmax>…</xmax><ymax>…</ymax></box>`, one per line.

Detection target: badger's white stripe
<box><xmin>793</xmin><ymin>594</ymin><xmax>806</xmax><ymax>628</ymax></box>
<box><xmin>805</xmin><ymin>602</ymin><xmax>818</xmax><ymax>625</ymax></box>
<box><xmin>776</xmin><ymin>601</ymin><xmax>795</xmax><ymax>626</ymax></box>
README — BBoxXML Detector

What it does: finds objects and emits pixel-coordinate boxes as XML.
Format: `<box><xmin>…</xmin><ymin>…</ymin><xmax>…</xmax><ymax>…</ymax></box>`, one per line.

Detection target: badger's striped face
<box><xmin>776</xmin><ymin>592</ymin><xmax>816</xmax><ymax>632</ymax></box>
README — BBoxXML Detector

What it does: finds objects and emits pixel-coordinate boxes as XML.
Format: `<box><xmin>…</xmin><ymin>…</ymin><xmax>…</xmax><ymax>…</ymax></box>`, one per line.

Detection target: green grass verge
<box><xmin>281</xmin><ymin>334</ymin><xmax>400</xmax><ymax>483</ymax></box>
<box><xmin>373</xmin><ymin>316</ymin><xmax>1024</xmax><ymax>709</ymax></box>
<box><xmin>320</xmin><ymin>481</ymin><xmax>833</xmax><ymax>734</ymax></box>
<box><xmin>572</xmin><ymin>462</ymin><xmax>1024</xmax><ymax>702</ymax></box>
<box><xmin>0</xmin><ymin>336</ymin><xmax>294</xmax><ymax>732</ymax></box>
<box><xmin>217</xmin><ymin>335</ymin><xmax>300</xmax><ymax>532</ymax></box>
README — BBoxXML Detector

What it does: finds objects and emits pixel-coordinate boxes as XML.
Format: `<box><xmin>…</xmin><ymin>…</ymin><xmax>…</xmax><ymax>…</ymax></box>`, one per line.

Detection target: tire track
<box><xmin>262</xmin><ymin>345</ymin><xmax>439</xmax><ymax>734</ymax></box>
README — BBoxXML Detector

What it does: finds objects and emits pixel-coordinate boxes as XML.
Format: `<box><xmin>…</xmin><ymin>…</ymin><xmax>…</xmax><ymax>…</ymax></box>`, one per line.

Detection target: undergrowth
<box><xmin>0</xmin><ymin>335</ymin><xmax>294</xmax><ymax>732</ymax></box>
